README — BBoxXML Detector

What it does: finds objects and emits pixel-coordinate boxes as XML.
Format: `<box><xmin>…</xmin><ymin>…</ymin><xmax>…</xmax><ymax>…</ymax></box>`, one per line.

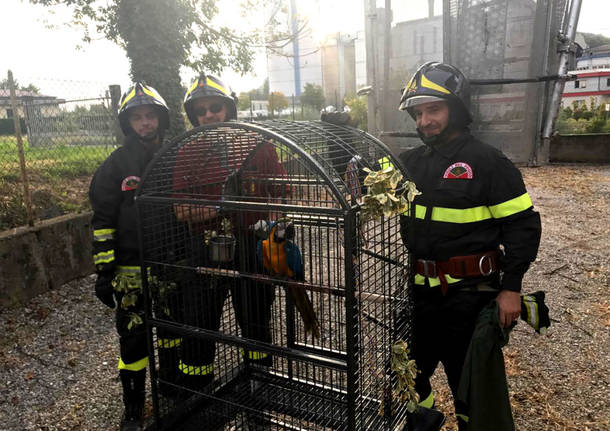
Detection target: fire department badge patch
<box><xmin>443</xmin><ymin>162</ymin><xmax>473</xmax><ymax>179</ymax></box>
<box><xmin>121</xmin><ymin>176</ymin><xmax>140</xmax><ymax>191</ymax></box>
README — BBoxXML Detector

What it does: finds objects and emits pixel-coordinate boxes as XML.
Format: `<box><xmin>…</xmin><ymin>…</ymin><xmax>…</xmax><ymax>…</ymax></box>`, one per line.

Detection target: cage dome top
<box><xmin>137</xmin><ymin>120</ymin><xmax>403</xmax><ymax>212</ymax></box>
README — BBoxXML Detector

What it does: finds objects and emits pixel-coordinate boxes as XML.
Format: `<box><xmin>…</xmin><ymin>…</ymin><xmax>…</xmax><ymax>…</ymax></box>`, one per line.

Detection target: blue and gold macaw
<box><xmin>257</xmin><ymin>220</ymin><xmax>320</xmax><ymax>338</ymax></box>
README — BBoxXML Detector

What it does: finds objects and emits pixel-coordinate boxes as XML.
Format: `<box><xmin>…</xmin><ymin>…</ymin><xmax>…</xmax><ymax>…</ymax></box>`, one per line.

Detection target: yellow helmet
<box><xmin>184</xmin><ymin>73</ymin><xmax>237</xmax><ymax>126</ymax></box>
<box><xmin>118</xmin><ymin>82</ymin><xmax>169</xmax><ymax>136</ymax></box>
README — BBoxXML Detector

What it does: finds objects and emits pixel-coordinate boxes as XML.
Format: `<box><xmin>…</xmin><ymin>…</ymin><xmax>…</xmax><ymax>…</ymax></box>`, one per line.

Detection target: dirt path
<box><xmin>1</xmin><ymin>165</ymin><xmax>608</xmax><ymax>430</ymax></box>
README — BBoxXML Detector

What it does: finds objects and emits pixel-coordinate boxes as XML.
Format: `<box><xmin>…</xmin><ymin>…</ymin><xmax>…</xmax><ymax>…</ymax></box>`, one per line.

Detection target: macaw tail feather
<box><xmin>287</xmin><ymin>286</ymin><xmax>320</xmax><ymax>339</ymax></box>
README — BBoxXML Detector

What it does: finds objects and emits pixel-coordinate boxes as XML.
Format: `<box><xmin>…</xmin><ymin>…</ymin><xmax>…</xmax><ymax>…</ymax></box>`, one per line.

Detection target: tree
<box><xmin>236</xmin><ymin>79</ymin><xmax>270</xmax><ymax>111</ymax></box>
<box><xmin>237</xmin><ymin>92</ymin><xmax>251</xmax><ymax>111</ymax></box>
<box><xmin>344</xmin><ymin>95</ymin><xmax>368</xmax><ymax>131</ymax></box>
<box><xmin>580</xmin><ymin>32</ymin><xmax>610</xmax><ymax>49</ymax></box>
<box><xmin>268</xmin><ymin>91</ymin><xmax>288</xmax><ymax>117</ymax></box>
<box><xmin>0</xmin><ymin>78</ymin><xmax>40</xmax><ymax>94</ymax></box>
<box><xmin>300</xmin><ymin>83</ymin><xmax>325</xmax><ymax>111</ymax></box>
<box><xmin>28</xmin><ymin>0</ymin><xmax>291</xmax><ymax>137</ymax></box>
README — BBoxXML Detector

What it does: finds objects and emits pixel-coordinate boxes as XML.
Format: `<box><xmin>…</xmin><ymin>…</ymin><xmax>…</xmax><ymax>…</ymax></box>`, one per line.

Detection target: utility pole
<box><xmin>364</xmin><ymin>0</ymin><xmax>378</xmax><ymax>136</ymax></box>
<box><xmin>382</xmin><ymin>0</ymin><xmax>392</xmax><ymax>132</ymax></box>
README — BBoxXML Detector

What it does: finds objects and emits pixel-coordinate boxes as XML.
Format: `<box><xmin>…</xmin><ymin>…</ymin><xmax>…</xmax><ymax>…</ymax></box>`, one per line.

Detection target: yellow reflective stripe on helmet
<box><xmin>431</xmin><ymin>205</ymin><xmax>492</xmax><ymax>223</ymax></box>
<box><xmin>120</xmin><ymin>87</ymin><xmax>136</xmax><ymax>109</ymax></box>
<box><xmin>179</xmin><ymin>360</ymin><xmax>214</xmax><ymax>376</ymax></box>
<box><xmin>421</xmin><ymin>73</ymin><xmax>451</xmax><ymax>94</ymax></box>
<box><xmin>141</xmin><ymin>85</ymin><xmax>165</xmax><ymax>104</ymax></box>
<box><xmin>206</xmin><ymin>77</ymin><xmax>229</xmax><ymax>96</ymax></box>
<box><xmin>93</xmin><ymin>228</ymin><xmax>115</xmax><ymax>242</ymax></box>
<box><xmin>94</xmin><ymin>250</ymin><xmax>115</xmax><ymax>265</ymax></box>
<box><xmin>118</xmin><ymin>356</ymin><xmax>148</xmax><ymax>371</ymax></box>
<box><xmin>404</xmin><ymin>76</ymin><xmax>416</xmax><ymax>94</ymax></box>
<box><xmin>456</xmin><ymin>413</ymin><xmax>470</xmax><ymax>423</ymax></box>
<box><xmin>378</xmin><ymin>156</ymin><xmax>394</xmax><ymax>169</ymax></box>
<box><xmin>186</xmin><ymin>79</ymin><xmax>199</xmax><ymax>98</ymax></box>
<box><xmin>419</xmin><ymin>392</ymin><xmax>435</xmax><ymax>409</ymax></box>
<box><xmin>158</xmin><ymin>338</ymin><xmax>182</xmax><ymax>349</ymax></box>
<box><xmin>414</xmin><ymin>274</ymin><xmax>462</xmax><ymax>286</ymax></box>
<box><xmin>488</xmin><ymin>193</ymin><xmax>532</xmax><ymax>219</ymax></box>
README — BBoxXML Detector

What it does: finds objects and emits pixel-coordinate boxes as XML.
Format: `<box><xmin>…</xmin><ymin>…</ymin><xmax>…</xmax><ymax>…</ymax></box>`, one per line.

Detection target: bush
<box><xmin>586</xmin><ymin>116</ymin><xmax>607</xmax><ymax>133</ymax></box>
<box><xmin>344</xmin><ymin>96</ymin><xmax>368</xmax><ymax>131</ymax></box>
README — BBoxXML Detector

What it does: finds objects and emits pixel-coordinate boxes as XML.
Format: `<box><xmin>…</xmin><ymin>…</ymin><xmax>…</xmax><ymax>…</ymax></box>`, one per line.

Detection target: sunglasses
<box><xmin>194</xmin><ymin>103</ymin><xmax>224</xmax><ymax>116</ymax></box>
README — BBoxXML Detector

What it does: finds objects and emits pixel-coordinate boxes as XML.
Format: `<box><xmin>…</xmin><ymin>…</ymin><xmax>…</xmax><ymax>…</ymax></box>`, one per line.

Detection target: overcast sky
<box><xmin>2</xmin><ymin>0</ymin><xmax>609</xmax><ymax>97</ymax></box>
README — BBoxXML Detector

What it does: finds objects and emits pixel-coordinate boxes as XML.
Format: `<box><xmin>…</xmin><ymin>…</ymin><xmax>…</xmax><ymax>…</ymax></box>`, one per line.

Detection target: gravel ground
<box><xmin>1</xmin><ymin>164</ymin><xmax>608</xmax><ymax>431</ymax></box>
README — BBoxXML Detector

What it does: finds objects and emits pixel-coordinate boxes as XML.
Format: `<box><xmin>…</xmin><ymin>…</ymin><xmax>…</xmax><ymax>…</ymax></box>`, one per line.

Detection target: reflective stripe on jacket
<box><xmin>398</xmin><ymin>132</ymin><xmax>541</xmax><ymax>292</ymax></box>
<box><xmin>89</xmin><ymin>135</ymin><xmax>156</xmax><ymax>273</ymax></box>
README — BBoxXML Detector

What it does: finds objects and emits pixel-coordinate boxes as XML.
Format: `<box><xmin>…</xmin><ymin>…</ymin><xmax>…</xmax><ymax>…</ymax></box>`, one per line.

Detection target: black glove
<box><xmin>520</xmin><ymin>291</ymin><xmax>551</xmax><ymax>334</ymax></box>
<box><xmin>95</xmin><ymin>272</ymin><xmax>116</xmax><ymax>309</ymax></box>
<box><xmin>321</xmin><ymin>111</ymin><xmax>354</xmax><ymax>126</ymax></box>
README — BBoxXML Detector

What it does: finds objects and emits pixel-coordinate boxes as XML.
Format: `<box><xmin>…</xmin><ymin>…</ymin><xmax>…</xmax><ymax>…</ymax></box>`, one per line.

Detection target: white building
<box><xmin>562</xmin><ymin>45</ymin><xmax>610</xmax><ymax>109</ymax></box>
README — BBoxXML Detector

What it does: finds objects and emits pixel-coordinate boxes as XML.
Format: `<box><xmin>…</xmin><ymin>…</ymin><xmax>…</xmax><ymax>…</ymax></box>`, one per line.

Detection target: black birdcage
<box><xmin>136</xmin><ymin>120</ymin><xmax>414</xmax><ymax>430</ymax></box>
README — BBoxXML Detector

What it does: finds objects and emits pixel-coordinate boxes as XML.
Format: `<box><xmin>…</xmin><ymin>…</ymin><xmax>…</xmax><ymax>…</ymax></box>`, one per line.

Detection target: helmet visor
<box><xmin>399</xmin><ymin>95</ymin><xmax>445</xmax><ymax>111</ymax></box>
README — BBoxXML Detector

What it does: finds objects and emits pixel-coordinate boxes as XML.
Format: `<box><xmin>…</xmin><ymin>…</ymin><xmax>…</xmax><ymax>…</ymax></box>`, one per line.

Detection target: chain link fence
<box><xmin>1</xmin><ymin>72</ymin><xmax>122</xmax><ymax>230</ymax></box>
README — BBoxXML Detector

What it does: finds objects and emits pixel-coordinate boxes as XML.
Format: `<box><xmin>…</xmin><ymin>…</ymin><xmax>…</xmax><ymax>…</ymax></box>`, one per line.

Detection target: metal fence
<box><xmin>0</xmin><ymin>72</ymin><xmax>121</xmax><ymax>230</ymax></box>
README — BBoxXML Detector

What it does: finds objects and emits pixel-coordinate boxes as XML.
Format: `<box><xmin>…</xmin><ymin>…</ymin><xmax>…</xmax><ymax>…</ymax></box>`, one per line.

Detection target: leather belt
<box><xmin>415</xmin><ymin>250</ymin><xmax>499</xmax><ymax>295</ymax></box>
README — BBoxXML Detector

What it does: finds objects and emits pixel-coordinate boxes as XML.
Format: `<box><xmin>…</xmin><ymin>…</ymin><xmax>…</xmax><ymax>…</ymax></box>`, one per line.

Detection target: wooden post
<box><xmin>8</xmin><ymin>70</ymin><xmax>34</xmax><ymax>227</ymax></box>
<box><xmin>108</xmin><ymin>84</ymin><xmax>123</xmax><ymax>146</ymax></box>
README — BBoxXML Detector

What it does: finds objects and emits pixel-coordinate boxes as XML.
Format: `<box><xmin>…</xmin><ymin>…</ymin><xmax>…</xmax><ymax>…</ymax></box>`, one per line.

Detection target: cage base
<box><xmin>148</xmin><ymin>366</ymin><xmax>394</xmax><ymax>431</ymax></box>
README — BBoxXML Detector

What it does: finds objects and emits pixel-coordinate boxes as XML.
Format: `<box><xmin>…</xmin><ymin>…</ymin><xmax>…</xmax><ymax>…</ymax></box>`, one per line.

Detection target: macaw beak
<box><xmin>273</xmin><ymin>221</ymin><xmax>294</xmax><ymax>242</ymax></box>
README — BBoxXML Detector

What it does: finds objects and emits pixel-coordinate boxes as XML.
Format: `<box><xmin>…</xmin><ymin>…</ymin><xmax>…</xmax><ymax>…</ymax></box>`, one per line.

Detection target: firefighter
<box><xmin>396</xmin><ymin>62</ymin><xmax>542</xmax><ymax>430</ymax></box>
<box><xmin>171</xmin><ymin>73</ymin><xmax>289</xmax><ymax>392</ymax></box>
<box><xmin>89</xmin><ymin>82</ymin><xmax>169</xmax><ymax>431</ymax></box>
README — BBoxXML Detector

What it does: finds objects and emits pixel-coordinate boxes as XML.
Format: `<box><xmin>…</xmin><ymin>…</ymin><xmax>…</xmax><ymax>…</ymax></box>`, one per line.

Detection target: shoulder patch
<box><xmin>443</xmin><ymin>162</ymin><xmax>473</xmax><ymax>179</ymax></box>
<box><xmin>121</xmin><ymin>175</ymin><xmax>140</xmax><ymax>191</ymax></box>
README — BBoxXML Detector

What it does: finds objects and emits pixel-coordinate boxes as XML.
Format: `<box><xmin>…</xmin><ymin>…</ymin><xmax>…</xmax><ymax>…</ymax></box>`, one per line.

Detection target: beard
<box><xmin>137</xmin><ymin>128</ymin><xmax>158</xmax><ymax>143</ymax></box>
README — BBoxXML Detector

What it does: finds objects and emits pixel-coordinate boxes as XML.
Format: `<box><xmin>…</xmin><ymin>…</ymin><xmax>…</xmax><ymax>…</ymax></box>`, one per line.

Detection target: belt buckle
<box><xmin>478</xmin><ymin>254</ymin><xmax>494</xmax><ymax>276</ymax></box>
<box><xmin>420</xmin><ymin>259</ymin><xmax>437</xmax><ymax>278</ymax></box>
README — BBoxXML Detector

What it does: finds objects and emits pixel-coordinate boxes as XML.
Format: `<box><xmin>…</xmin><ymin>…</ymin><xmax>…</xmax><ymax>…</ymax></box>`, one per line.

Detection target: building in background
<box><xmin>266</xmin><ymin>0</ymin><xmax>323</xmax><ymax>99</ymax></box>
<box><xmin>321</xmin><ymin>33</ymin><xmax>357</xmax><ymax>107</ymax></box>
<box><xmin>266</xmin><ymin>0</ymin><xmax>360</xmax><ymax>108</ymax></box>
<box><xmin>562</xmin><ymin>44</ymin><xmax>610</xmax><ymax>109</ymax></box>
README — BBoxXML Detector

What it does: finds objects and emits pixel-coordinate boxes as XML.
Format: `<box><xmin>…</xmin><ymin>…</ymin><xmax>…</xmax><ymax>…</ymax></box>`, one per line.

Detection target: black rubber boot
<box><xmin>405</xmin><ymin>406</ymin><xmax>446</xmax><ymax>431</ymax></box>
<box><xmin>120</xmin><ymin>369</ymin><xmax>145</xmax><ymax>431</ymax></box>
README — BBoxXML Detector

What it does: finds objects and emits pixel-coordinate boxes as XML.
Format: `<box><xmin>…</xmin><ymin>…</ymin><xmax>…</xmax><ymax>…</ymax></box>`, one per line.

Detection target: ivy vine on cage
<box><xmin>360</xmin><ymin>165</ymin><xmax>421</xmax><ymax>222</ymax></box>
<box><xmin>359</xmin><ymin>165</ymin><xmax>422</xmax><ymax>415</ymax></box>
<box><xmin>113</xmin><ymin>271</ymin><xmax>177</xmax><ymax>330</ymax></box>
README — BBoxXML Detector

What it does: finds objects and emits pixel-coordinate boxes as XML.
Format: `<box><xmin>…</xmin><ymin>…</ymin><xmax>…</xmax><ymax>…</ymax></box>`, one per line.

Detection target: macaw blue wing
<box><xmin>256</xmin><ymin>240</ymin><xmax>264</xmax><ymax>268</ymax></box>
<box><xmin>284</xmin><ymin>240</ymin><xmax>304</xmax><ymax>281</ymax></box>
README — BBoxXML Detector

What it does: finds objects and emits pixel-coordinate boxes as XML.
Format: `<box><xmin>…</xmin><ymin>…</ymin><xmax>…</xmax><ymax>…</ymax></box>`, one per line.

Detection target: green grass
<box><xmin>0</xmin><ymin>137</ymin><xmax>115</xmax><ymax>181</ymax></box>
<box><xmin>0</xmin><ymin>136</ymin><xmax>117</xmax><ymax>229</ymax></box>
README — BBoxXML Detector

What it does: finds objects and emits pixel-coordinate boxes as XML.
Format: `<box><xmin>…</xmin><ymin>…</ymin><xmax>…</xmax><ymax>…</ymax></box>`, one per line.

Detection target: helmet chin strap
<box><xmin>417</xmin><ymin>125</ymin><xmax>454</xmax><ymax>146</ymax></box>
<box><xmin>416</xmin><ymin>108</ymin><xmax>467</xmax><ymax>146</ymax></box>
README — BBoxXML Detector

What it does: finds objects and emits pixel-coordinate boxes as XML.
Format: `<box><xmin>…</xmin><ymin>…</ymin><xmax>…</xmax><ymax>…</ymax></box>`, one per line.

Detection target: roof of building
<box><xmin>0</xmin><ymin>89</ymin><xmax>56</xmax><ymax>99</ymax></box>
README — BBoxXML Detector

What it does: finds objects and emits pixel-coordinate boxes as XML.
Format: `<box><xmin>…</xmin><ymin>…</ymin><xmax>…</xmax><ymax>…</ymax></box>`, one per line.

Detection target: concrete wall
<box><xmin>0</xmin><ymin>212</ymin><xmax>93</xmax><ymax>307</ymax></box>
<box><xmin>551</xmin><ymin>134</ymin><xmax>610</xmax><ymax>163</ymax></box>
